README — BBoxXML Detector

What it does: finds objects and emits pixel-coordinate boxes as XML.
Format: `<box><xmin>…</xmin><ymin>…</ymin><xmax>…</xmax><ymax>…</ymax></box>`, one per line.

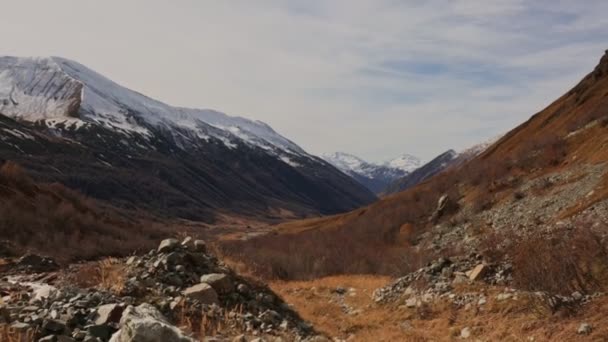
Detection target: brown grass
<box><xmin>271</xmin><ymin>275</ymin><xmax>608</xmax><ymax>341</ymax></box>
<box><xmin>0</xmin><ymin>324</ymin><xmax>36</xmax><ymax>342</ymax></box>
<box><xmin>98</xmin><ymin>258</ymin><xmax>127</xmax><ymax>294</ymax></box>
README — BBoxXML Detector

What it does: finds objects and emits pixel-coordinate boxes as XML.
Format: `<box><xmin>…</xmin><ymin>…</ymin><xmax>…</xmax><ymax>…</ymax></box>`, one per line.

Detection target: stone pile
<box><xmin>0</xmin><ymin>237</ymin><xmax>324</xmax><ymax>342</ymax></box>
<box><xmin>373</xmin><ymin>254</ymin><xmax>513</xmax><ymax>305</ymax></box>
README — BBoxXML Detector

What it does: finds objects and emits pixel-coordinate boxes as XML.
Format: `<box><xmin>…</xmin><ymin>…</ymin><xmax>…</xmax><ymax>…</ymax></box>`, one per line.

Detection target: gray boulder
<box><xmin>109</xmin><ymin>304</ymin><xmax>193</xmax><ymax>342</ymax></box>
<box><xmin>183</xmin><ymin>283</ymin><xmax>219</xmax><ymax>305</ymax></box>
<box><xmin>158</xmin><ymin>239</ymin><xmax>179</xmax><ymax>254</ymax></box>
<box><xmin>200</xmin><ymin>273</ymin><xmax>234</xmax><ymax>294</ymax></box>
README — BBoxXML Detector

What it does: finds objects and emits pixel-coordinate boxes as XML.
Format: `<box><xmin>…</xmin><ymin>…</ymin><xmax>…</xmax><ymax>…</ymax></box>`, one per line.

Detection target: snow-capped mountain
<box><xmin>383</xmin><ymin>154</ymin><xmax>422</xmax><ymax>173</ymax></box>
<box><xmin>0</xmin><ymin>56</ymin><xmax>303</xmax><ymax>157</ymax></box>
<box><xmin>0</xmin><ymin>56</ymin><xmax>376</xmax><ymax>219</ymax></box>
<box><xmin>384</xmin><ymin>137</ymin><xmax>501</xmax><ymax>194</ymax></box>
<box><xmin>322</xmin><ymin>152</ymin><xmax>420</xmax><ymax>194</ymax></box>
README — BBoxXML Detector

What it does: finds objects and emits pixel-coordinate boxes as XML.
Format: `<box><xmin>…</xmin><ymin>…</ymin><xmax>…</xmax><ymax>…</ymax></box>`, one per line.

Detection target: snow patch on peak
<box><xmin>383</xmin><ymin>154</ymin><xmax>422</xmax><ymax>173</ymax></box>
<box><xmin>322</xmin><ymin>152</ymin><xmax>368</xmax><ymax>174</ymax></box>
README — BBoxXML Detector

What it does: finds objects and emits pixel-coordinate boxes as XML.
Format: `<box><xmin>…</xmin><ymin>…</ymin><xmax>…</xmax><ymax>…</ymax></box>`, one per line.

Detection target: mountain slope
<box><xmin>0</xmin><ymin>56</ymin><xmax>376</xmax><ymax>220</ymax></box>
<box><xmin>322</xmin><ymin>152</ymin><xmax>420</xmax><ymax>194</ymax></box>
<box><xmin>383</xmin><ymin>138</ymin><xmax>499</xmax><ymax>195</ymax></box>
<box><xmin>221</xmin><ymin>49</ymin><xmax>608</xmax><ymax>279</ymax></box>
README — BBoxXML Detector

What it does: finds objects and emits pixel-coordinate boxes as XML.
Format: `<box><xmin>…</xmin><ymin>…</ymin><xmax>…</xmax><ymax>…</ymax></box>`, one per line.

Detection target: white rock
<box><xmin>109</xmin><ymin>303</ymin><xmax>193</xmax><ymax>342</ymax></box>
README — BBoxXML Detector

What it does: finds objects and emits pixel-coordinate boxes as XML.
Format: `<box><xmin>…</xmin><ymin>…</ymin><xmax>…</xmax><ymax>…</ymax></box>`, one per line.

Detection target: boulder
<box><xmin>109</xmin><ymin>304</ymin><xmax>193</xmax><ymax>342</ymax></box>
<box><xmin>200</xmin><ymin>273</ymin><xmax>234</xmax><ymax>294</ymax></box>
<box><xmin>94</xmin><ymin>303</ymin><xmax>124</xmax><ymax>325</ymax></box>
<box><xmin>183</xmin><ymin>283</ymin><xmax>219</xmax><ymax>305</ymax></box>
<box><xmin>158</xmin><ymin>239</ymin><xmax>179</xmax><ymax>254</ymax></box>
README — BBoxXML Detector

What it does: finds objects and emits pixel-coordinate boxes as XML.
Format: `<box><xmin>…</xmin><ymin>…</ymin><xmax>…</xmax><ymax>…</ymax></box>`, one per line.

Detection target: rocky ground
<box><xmin>0</xmin><ymin>238</ymin><xmax>329</xmax><ymax>342</ymax></box>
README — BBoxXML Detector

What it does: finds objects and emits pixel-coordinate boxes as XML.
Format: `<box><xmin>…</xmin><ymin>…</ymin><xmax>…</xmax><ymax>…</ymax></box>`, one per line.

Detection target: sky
<box><xmin>1</xmin><ymin>1</ymin><xmax>607</xmax><ymax>161</ymax></box>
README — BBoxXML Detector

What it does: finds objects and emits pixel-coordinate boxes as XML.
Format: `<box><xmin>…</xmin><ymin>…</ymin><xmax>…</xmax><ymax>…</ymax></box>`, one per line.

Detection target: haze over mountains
<box><xmin>0</xmin><ymin>56</ymin><xmax>376</xmax><ymax>220</ymax></box>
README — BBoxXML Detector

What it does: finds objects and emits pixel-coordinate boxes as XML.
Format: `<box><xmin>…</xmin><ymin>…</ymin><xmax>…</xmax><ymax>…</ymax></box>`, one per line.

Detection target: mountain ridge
<box><xmin>0</xmin><ymin>56</ymin><xmax>377</xmax><ymax>220</ymax></box>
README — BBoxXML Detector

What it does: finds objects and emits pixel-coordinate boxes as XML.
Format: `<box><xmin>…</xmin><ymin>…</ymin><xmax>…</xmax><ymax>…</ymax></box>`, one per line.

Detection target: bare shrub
<box><xmin>0</xmin><ymin>161</ymin><xmax>172</xmax><ymax>263</ymax></box>
<box><xmin>512</xmin><ymin>224</ymin><xmax>608</xmax><ymax>295</ymax></box>
<box><xmin>98</xmin><ymin>258</ymin><xmax>126</xmax><ymax>294</ymax></box>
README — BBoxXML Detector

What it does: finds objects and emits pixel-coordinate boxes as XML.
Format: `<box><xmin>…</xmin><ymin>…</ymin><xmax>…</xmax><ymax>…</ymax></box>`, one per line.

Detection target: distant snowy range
<box><xmin>323</xmin><ymin>136</ymin><xmax>499</xmax><ymax>195</ymax></box>
<box><xmin>322</xmin><ymin>152</ymin><xmax>422</xmax><ymax>194</ymax></box>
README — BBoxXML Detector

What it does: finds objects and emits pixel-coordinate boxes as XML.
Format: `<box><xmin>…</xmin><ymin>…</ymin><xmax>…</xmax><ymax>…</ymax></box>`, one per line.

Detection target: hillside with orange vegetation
<box><xmin>220</xmin><ymin>50</ymin><xmax>608</xmax><ymax>281</ymax></box>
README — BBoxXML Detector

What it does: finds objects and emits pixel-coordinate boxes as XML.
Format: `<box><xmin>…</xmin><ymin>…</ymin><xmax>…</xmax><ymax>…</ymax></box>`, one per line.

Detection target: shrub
<box><xmin>512</xmin><ymin>223</ymin><xmax>608</xmax><ymax>295</ymax></box>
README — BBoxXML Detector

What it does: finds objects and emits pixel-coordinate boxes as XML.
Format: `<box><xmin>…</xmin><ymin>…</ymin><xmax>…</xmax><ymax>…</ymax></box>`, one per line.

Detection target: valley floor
<box><xmin>271</xmin><ymin>275</ymin><xmax>608</xmax><ymax>341</ymax></box>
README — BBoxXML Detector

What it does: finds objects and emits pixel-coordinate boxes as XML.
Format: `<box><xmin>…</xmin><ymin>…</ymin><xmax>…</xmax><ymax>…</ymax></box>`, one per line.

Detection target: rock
<box><xmin>460</xmin><ymin>327</ymin><xmax>471</xmax><ymax>339</ymax></box>
<box><xmin>430</xmin><ymin>194</ymin><xmax>450</xmax><ymax>222</ymax></box>
<box><xmin>57</xmin><ymin>336</ymin><xmax>76</xmax><ymax>342</ymax></box>
<box><xmin>572</xmin><ymin>291</ymin><xmax>583</xmax><ymax>301</ymax></box>
<box><xmin>125</xmin><ymin>256</ymin><xmax>137</xmax><ymax>265</ymax></box>
<box><xmin>38</xmin><ymin>336</ymin><xmax>56</xmax><ymax>342</ymax></box>
<box><xmin>183</xmin><ymin>283</ymin><xmax>219</xmax><ymax>305</ymax></box>
<box><xmin>405</xmin><ymin>297</ymin><xmax>418</xmax><ymax>308</ymax></box>
<box><xmin>42</xmin><ymin>319</ymin><xmax>67</xmax><ymax>334</ymax></box>
<box><xmin>158</xmin><ymin>239</ymin><xmax>179</xmax><ymax>253</ymax></box>
<box><xmin>193</xmin><ymin>240</ymin><xmax>207</xmax><ymax>253</ymax></box>
<box><xmin>237</xmin><ymin>283</ymin><xmax>250</xmax><ymax>296</ymax></box>
<box><xmin>577</xmin><ymin>323</ymin><xmax>592</xmax><ymax>335</ymax></box>
<box><xmin>260</xmin><ymin>310</ymin><xmax>282</xmax><ymax>324</ymax></box>
<box><xmin>94</xmin><ymin>303</ymin><xmax>124</xmax><ymax>325</ymax></box>
<box><xmin>468</xmin><ymin>264</ymin><xmax>488</xmax><ymax>281</ymax></box>
<box><xmin>10</xmin><ymin>321</ymin><xmax>31</xmax><ymax>331</ymax></box>
<box><xmin>109</xmin><ymin>304</ymin><xmax>194</xmax><ymax>342</ymax></box>
<box><xmin>181</xmin><ymin>236</ymin><xmax>193</xmax><ymax>247</ymax></box>
<box><xmin>200</xmin><ymin>273</ymin><xmax>234</xmax><ymax>294</ymax></box>
<box><xmin>496</xmin><ymin>293</ymin><xmax>512</xmax><ymax>301</ymax></box>
<box><xmin>87</xmin><ymin>324</ymin><xmax>114</xmax><ymax>340</ymax></box>
<box><xmin>232</xmin><ymin>335</ymin><xmax>247</xmax><ymax>342</ymax></box>
<box><xmin>478</xmin><ymin>297</ymin><xmax>487</xmax><ymax>305</ymax></box>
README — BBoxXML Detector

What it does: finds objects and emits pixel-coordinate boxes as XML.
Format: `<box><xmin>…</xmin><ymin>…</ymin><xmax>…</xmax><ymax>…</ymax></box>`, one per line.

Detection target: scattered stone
<box><xmin>200</xmin><ymin>273</ymin><xmax>234</xmax><ymax>294</ymax></box>
<box><xmin>577</xmin><ymin>323</ymin><xmax>592</xmax><ymax>335</ymax></box>
<box><xmin>193</xmin><ymin>240</ymin><xmax>207</xmax><ymax>253</ymax></box>
<box><xmin>94</xmin><ymin>303</ymin><xmax>124</xmax><ymax>325</ymax></box>
<box><xmin>468</xmin><ymin>264</ymin><xmax>488</xmax><ymax>281</ymax></box>
<box><xmin>183</xmin><ymin>283</ymin><xmax>219</xmax><ymax>305</ymax></box>
<box><xmin>16</xmin><ymin>254</ymin><xmax>59</xmax><ymax>272</ymax></box>
<box><xmin>405</xmin><ymin>297</ymin><xmax>418</xmax><ymax>308</ymax></box>
<box><xmin>460</xmin><ymin>327</ymin><xmax>471</xmax><ymax>339</ymax></box>
<box><xmin>158</xmin><ymin>239</ymin><xmax>179</xmax><ymax>253</ymax></box>
<box><xmin>496</xmin><ymin>293</ymin><xmax>513</xmax><ymax>301</ymax></box>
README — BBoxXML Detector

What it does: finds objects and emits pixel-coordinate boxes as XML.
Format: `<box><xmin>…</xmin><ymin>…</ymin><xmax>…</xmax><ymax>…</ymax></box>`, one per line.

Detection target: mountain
<box><xmin>321</xmin><ymin>152</ymin><xmax>421</xmax><ymax>194</ymax></box>
<box><xmin>383</xmin><ymin>149</ymin><xmax>458</xmax><ymax>194</ymax></box>
<box><xmin>383</xmin><ymin>154</ymin><xmax>423</xmax><ymax>173</ymax></box>
<box><xmin>383</xmin><ymin>137</ymin><xmax>500</xmax><ymax>194</ymax></box>
<box><xmin>0</xmin><ymin>56</ymin><xmax>376</xmax><ymax>221</ymax></box>
<box><xmin>224</xmin><ymin>49</ymin><xmax>608</xmax><ymax>280</ymax></box>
